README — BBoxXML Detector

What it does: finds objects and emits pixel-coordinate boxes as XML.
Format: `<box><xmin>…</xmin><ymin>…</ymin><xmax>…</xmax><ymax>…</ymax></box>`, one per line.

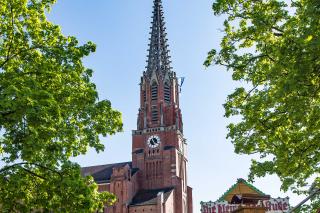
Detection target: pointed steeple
<box><xmin>145</xmin><ymin>0</ymin><xmax>172</xmax><ymax>78</ymax></box>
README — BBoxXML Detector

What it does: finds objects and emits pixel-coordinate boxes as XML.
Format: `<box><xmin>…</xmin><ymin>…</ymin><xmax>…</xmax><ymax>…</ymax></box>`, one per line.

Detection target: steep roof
<box><xmin>145</xmin><ymin>0</ymin><xmax>172</xmax><ymax>78</ymax></box>
<box><xmin>81</xmin><ymin>162</ymin><xmax>136</xmax><ymax>184</ymax></box>
<box><xmin>130</xmin><ymin>187</ymin><xmax>174</xmax><ymax>206</ymax></box>
<box><xmin>217</xmin><ymin>178</ymin><xmax>266</xmax><ymax>202</ymax></box>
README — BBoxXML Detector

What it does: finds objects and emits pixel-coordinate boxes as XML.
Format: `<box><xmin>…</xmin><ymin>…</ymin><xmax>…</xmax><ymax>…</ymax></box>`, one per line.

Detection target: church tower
<box><xmin>132</xmin><ymin>0</ymin><xmax>192</xmax><ymax>212</ymax></box>
<box><xmin>82</xmin><ymin>1</ymin><xmax>193</xmax><ymax>212</ymax></box>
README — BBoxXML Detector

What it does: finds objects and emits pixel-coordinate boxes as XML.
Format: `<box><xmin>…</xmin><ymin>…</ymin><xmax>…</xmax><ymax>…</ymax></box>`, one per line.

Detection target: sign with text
<box><xmin>201</xmin><ymin>198</ymin><xmax>290</xmax><ymax>213</ymax></box>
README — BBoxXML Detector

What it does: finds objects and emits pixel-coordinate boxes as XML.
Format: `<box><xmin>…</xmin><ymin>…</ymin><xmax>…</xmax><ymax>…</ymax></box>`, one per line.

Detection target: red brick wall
<box><xmin>98</xmin><ymin>183</ymin><xmax>110</xmax><ymax>192</ymax></box>
<box><xmin>101</xmin><ymin>164</ymin><xmax>139</xmax><ymax>213</ymax></box>
<box><xmin>132</xmin><ymin>131</ymin><xmax>185</xmax><ymax>190</ymax></box>
<box><xmin>187</xmin><ymin>186</ymin><xmax>193</xmax><ymax>213</ymax></box>
<box><xmin>137</xmin><ymin>74</ymin><xmax>181</xmax><ymax>130</ymax></box>
<box><xmin>129</xmin><ymin>205</ymin><xmax>157</xmax><ymax>213</ymax></box>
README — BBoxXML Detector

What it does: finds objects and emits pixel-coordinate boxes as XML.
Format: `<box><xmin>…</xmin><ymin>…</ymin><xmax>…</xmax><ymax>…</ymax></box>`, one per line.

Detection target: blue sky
<box><xmin>48</xmin><ymin>0</ymin><xmax>302</xmax><ymax>211</ymax></box>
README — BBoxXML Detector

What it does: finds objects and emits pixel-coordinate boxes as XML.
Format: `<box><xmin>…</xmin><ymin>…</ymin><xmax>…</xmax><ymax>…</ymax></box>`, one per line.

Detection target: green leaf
<box><xmin>206</xmin><ymin>0</ymin><xmax>320</xmax><ymax>211</ymax></box>
<box><xmin>0</xmin><ymin>0</ymin><xmax>122</xmax><ymax>211</ymax></box>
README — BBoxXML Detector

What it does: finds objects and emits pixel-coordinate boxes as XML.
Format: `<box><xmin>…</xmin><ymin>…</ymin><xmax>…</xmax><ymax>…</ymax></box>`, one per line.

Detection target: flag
<box><xmin>179</xmin><ymin>77</ymin><xmax>185</xmax><ymax>93</ymax></box>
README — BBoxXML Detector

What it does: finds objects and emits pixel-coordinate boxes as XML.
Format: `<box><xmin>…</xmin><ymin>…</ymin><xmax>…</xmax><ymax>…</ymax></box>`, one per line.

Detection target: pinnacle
<box><xmin>145</xmin><ymin>0</ymin><xmax>172</xmax><ymax>78</ymax></box>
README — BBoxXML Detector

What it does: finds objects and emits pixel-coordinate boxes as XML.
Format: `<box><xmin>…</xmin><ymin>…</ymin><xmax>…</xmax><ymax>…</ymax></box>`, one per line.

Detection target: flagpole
<box><xmin>288</xmin><ymin>189</ymin><xmax>320</xmax><ymax>213</ymax></box>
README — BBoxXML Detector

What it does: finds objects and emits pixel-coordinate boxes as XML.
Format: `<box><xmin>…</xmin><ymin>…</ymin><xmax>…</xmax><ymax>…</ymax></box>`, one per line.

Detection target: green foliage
<box><xmin>0</xmin><ymin>0</ymin><xmax>122</xmax><ymax>212</ymax></box>
<box><xmin>205</xmin><ymin>0</ymin><xmax>320</xmax><ymax>210</ymax></box>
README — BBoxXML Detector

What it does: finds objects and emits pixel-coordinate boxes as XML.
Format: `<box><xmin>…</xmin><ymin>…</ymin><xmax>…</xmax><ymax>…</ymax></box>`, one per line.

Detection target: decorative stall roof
<box><xmin>217</xmin><ymin>178</ymin><xmax>266</xmax><ymax>202</ymax></box>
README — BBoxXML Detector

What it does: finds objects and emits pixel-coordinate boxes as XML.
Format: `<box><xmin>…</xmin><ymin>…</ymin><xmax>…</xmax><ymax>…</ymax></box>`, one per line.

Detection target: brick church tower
<box><xmin>82</xmin><ymin>1</ymin><xmax>193</xmax><ymax>212</ymax></box>
<box><xmin>132</xmin><ymin>0</ymin><xmax>192</xmax><ymax>212</ymax></box>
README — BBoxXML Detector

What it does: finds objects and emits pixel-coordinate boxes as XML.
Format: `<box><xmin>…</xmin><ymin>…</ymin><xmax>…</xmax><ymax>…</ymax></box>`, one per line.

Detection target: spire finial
<box><xmin>145</xmin><ymin>0</ymin><xmax>172</xmax><ymax>78</ymax></box>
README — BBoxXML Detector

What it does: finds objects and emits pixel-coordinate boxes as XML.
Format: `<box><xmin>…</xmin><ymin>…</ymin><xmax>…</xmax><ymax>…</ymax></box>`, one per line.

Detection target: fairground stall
<box><xmin>201</xmin><ymin>178</ymin><xmax>290</xmax><ymax>213</ymax></box>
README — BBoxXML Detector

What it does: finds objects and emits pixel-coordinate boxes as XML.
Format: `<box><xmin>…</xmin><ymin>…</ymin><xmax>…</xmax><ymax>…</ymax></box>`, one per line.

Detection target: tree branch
<box><xmin>20</xmin><ymin>167</ymin><xmax>46</xmax><ymax>180</ymax></box>
<box><xmin>0</xmin><ymin>162</ymin><xmax>63</xmax><ymax>179</ymax></box>
<box><xmin>0</xmin><ymin>45</ymin><xmax>43</xmax><ymax>69</ymax></box>
<box><xmin>0</xmin><ymin>110</ymin><xmax>15</xmax><ymax>117</ymax></box>
<box><xmin>4</xmin><ymin>1</ymin><xmax>15</xmax><ymax>67</ymax></box>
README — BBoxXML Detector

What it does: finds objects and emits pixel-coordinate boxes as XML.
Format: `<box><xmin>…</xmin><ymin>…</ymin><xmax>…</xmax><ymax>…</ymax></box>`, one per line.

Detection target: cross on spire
<box><xmin>145</xmin><ymin>0</ymin><xmax>172</xmax><ymax>78</ymax></box>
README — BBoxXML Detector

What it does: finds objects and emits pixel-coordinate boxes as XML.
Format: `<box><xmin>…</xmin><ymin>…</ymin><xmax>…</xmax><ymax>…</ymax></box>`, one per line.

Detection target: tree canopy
<box><xmin>205</xmin><ymin>0</ymin><xmax>319</xmax><ymax>211</ymax></box>
<box><xmin>0</xmin><ymin>0</ymin><xmax>122</xmax><ymax>212</ymax></box>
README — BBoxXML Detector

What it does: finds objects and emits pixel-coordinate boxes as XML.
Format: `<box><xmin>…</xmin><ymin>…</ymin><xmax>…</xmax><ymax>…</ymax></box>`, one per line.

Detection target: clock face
<box><xmin>147</xmin><ymin>135</ymin><xmax>161</xmax><ymax>148</ymax></box>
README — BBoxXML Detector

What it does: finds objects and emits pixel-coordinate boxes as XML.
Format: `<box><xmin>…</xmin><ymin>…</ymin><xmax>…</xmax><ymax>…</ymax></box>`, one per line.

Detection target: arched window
<box><xmin>151</xmin><ymin>82</ymin><xmax>158</xmax><ymax>101</ymax></box>
<box><xmin>151</xmin><ymin>105</ymin><xmax>158</xmax><ymax>122</ymax></box>
<box><xmin>164</xmin><ymin>82</ymin><xmax>171</xmax><ymax>103</ymax></box>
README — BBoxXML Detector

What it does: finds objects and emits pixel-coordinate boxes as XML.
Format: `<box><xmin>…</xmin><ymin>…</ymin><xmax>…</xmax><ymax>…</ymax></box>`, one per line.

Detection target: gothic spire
<box><xmin>145</xmin><ymin>0</ymin><xmax>172</xmax><ymax>78</ymax></box>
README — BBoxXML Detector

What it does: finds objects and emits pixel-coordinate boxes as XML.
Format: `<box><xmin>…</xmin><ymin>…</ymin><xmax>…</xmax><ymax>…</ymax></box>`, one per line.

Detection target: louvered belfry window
<box><xmin>143</xmin><ymin>90</ymin><xmax>146</xmax><ymax>102</ymax></box>
<box><xmin>164</xmin><ymin>82</ymin><xmax>171</xmax><ymax>103</ymax></box>
<box><xmin>151</xmin><ymin>106</ymin><xmax>158</xmax><ymax>122</ymax></box>
<box><xmin>151</xmin><ymin>82</ymin><xmax>158</xmax><ymax>101</ymax></box>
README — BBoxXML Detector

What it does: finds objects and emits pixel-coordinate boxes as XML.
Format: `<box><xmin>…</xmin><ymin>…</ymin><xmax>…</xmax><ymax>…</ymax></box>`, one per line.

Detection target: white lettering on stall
<box><xmin>201</xmin><ymin>198</ymin><xmax>290</xmax><ymax>213</ymax></box>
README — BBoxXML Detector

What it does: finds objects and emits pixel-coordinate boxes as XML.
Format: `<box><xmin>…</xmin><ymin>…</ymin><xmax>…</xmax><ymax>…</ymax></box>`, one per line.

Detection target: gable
<box><xmin>218</xmin><ymin>178</ymin><xmax>266</xmax><ymax>202</ymax></box>
<box><xmin>81</xmin><ymin>161</ymin><xmax>133</xmax><ymax>184</ymax></box>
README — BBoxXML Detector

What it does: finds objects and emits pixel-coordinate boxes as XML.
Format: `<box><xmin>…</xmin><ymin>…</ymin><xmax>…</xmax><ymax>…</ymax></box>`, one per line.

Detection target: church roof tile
<box><xmin>130</xmin><ymin>187</ymin><xmax>174</xmax><ymax>206</ymax></box>
<box><xmin>81</xmin><ymin>161</ymin><xmax>136</xmax><ymax>184</ymax></box>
